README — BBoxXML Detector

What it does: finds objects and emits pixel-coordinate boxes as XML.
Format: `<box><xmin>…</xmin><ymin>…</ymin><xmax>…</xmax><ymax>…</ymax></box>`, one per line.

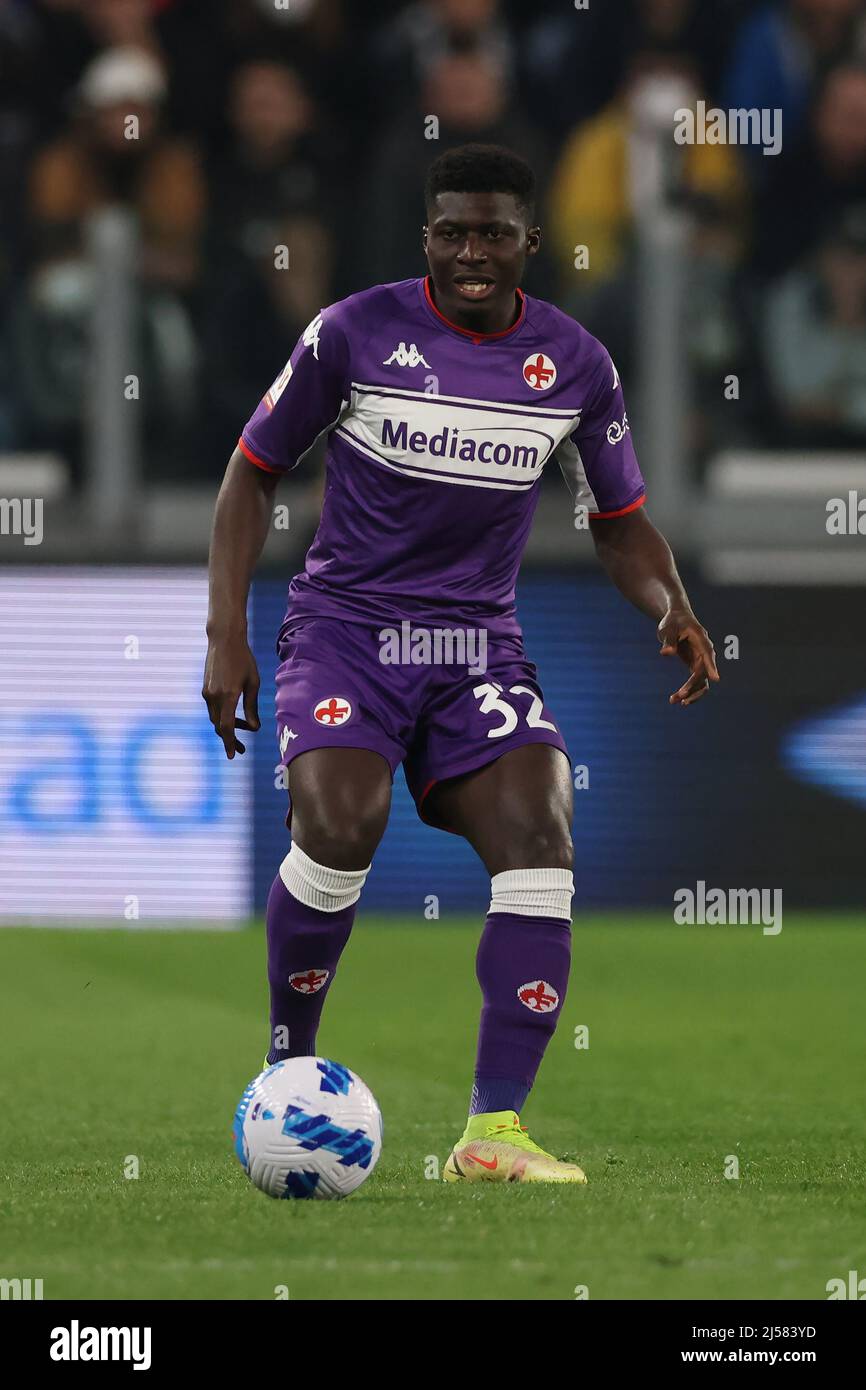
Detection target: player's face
<box><xmin>423</xmin><ymin>191</ymin><xmax>541</xmax><ymax>330</ymax></box>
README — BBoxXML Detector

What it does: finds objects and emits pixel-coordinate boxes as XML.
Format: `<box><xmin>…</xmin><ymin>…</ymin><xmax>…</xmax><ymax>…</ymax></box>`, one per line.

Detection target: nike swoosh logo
<box><xmin>466</xmin><ymin>1153</ymin><xmax>498</xmax><ymax>1170</ymax></box>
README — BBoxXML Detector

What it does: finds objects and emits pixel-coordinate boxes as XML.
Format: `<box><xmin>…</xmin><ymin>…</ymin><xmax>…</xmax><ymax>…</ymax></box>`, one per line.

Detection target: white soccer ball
<box><xmin>232</xmin><ymin>1057</ymin><xmax>383</xmax><ymax>1199</ymax></box>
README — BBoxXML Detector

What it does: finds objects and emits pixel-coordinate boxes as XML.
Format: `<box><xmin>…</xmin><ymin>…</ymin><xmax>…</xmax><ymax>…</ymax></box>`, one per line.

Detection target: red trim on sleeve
<box><xmin>590</xmin><ymin>494</ymin><xmax>646</xmax><ymax>520</ymax></box>
<box><xmin>238</xmin><ymin>436</ymin><xmax>280</xmax><ymax>474</ymax></box>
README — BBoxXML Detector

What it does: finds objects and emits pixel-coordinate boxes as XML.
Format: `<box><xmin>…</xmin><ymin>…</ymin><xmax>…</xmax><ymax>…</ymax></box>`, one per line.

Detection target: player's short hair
<box><xmin>424</xmin><ymin>144</ymin><xmax>536</xmax><ymax>221</ymax></box>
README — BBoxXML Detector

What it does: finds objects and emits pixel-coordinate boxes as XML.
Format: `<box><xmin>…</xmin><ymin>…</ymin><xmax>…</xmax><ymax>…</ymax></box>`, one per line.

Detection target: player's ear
<box><xmin>422</xmin><ymin>224</ymin><xmax>429</xmax><ymax>253</ymax></box>
<box><xmin>526</xmin><ymin>226</ymin><xmax>541</xmax><ymax>257</ymax></box>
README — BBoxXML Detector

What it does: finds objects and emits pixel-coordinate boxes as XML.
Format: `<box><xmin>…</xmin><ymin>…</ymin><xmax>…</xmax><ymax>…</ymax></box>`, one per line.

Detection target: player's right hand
<box><xmin>202</xmin><ymin>633</ymin><xmax>261</xmax><ymax>759</ymax></box>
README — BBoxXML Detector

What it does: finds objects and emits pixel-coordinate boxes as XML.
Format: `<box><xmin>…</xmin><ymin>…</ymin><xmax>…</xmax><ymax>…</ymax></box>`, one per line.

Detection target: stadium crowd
<box><xmin>2</xmin><ymin>0</ymin><xmax>866</xmax><ymax>482</ymax></box>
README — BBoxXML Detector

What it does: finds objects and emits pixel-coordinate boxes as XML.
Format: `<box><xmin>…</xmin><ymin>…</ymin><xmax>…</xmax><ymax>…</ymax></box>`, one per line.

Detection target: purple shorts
<box><xmin>274</xmin><ymin>616</ymin><xmax>569</xmax><ymax>832</ymax></box>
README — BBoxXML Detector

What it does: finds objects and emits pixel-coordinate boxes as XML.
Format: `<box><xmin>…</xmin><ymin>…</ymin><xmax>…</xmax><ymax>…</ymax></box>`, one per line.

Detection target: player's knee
<box><xmin>498</xmin><ymin>819</ymin><xmax>573</xmax><ymax>873</ymax></box>
<box><xmin>293</xmin><ymin>802</ymin><xmax>388</xmax><ymax>871</ymax></box>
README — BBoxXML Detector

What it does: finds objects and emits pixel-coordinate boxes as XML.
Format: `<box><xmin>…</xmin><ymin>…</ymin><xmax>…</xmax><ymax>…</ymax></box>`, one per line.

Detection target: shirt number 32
<box><xmin>472</xmin><ymin>682</ymin><xmax>558</xmax><ymax>739</ymax></box>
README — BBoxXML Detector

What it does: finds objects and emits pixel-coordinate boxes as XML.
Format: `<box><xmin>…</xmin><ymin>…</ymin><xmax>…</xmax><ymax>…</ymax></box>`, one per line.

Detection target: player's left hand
<box><xmin>658</xmin><ymin>609</ymin><xmax>719</xmax><ymax>706</ymax></box>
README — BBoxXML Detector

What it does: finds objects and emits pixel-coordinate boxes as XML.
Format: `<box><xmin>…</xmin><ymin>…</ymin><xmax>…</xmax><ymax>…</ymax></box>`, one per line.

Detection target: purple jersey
<box><xmin>240</xmin><ymin>276</ymin><xmax>646</xmax><ymax>637</ymax></box>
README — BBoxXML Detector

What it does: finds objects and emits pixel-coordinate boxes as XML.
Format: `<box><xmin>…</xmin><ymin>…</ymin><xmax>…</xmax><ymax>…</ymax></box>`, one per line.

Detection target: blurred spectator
<box><xmin>23</xmin><ymin>1</ymin><xmax>99</xmax><ymax>141</ymax></box>
<box><xmin>77</xmin><ymin>0</ymin><xmax>162</xmax><ymax>52</ymax></box>
<box><xmin>80</xmin><ymin>0</ymin><xmax>233</xmax><ymax>147</ymax></box>
<box><xmin>548</xmin><ymin>52</ymin><xmax>746</xmax><ymax>292</ymax></box>
<box><xmin>202</xmin><ymin>213</ymin><xmax>333</xmax><ymax>468</ymax></box>
<box><xmin>28</xmin><ymin>46</ymin><xmax>205</xmax><ymax>290</ymax></box>
<box><xmin>207</xmin><ymin>59</ymin><xmax>337</xmax><ymax>270</ymax></box>
<box><xmin>519</xmin><ymin>0</ymin><xmax>628</xmax><ymax>140</ymax></box>
<box><xmin>723</xmin><ymin>0</ymin><xmax>866</xmax><ymax>163</ymax></box>
<box><xmin>1</xmin><ymin>2</ymin><xmax>38</xmax><ymax>290</ymax></box>
<box><xmin>625</xmin><ymin>0</ymin><xmax>742</xmax><ymax>109</ymax></box>
<box><xmin>4</xmin><ymin>0</ymin><xmax>865</xmax><ymax>484</ymax></box>
<box><xmin>520</xmin><ymin>0</ymin><xmax>751</xmax><ymax>144</ymax></box>
<box><xmin>367</xmin><ymin>0</ymin><xmax>514</xmax><ymax>122</ymax></box>
<box><xmin>568</xmin><ymin>193</ymin><xmax>751</xmax><ymax>462</ymax></box>
<box><xmin>14</xmin><ymin>45</ymin><xmax>204</xmax><ymax>477</ymax></box>
<box><xmin>221</xmin><ymin>0</ymin><xmax>359</xmax><ymax>138</ymax></box>
<box><xmin>8</xmin><ymin>237</ymin><xmax>198</xmax><ymax>481</ymax></box>
<box><xmin>763</xmin><ymin>204</ymin><xmax>866</xmax><ymax>445</ymax></box>
<box><xmin>364</xmin><ymin>39</ymin><xmax>549</xmax><ymax>290</ymax></box>
<box><xmin>751</xmin><ymin>61</ymin><xmax>866</xmax><ymax>277</ymax></box>
<box><xmin>25</xmin><ymin>1</ymin><xmax>234</xmax><ymax>150</ymax></box>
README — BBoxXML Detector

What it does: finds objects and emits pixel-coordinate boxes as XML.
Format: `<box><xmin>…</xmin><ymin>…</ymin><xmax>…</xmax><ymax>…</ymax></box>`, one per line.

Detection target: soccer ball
<box><xmin>232</xmin><ymin>1057</ymin><xmax>382</xmax><ymax>1199</ymax></box>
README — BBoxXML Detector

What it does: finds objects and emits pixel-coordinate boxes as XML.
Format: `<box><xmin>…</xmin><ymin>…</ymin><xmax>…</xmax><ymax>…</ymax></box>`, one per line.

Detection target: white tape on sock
<box><xmin>489</xmin><ymin>867</ymin><xmax>574</xmax><ymax>921</ymax></box>
<box><xmin>279</xmin><ymin>842</ymin><xmax>370</xmax><ymax>913</ymax></box>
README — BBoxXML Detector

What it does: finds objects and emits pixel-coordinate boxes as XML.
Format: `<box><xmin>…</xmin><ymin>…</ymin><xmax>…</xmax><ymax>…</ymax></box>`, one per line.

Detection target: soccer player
<box><xmin>203</xmin><ymin>144</ymin><xmax>718</xmax><ymax>1185</ymax></box>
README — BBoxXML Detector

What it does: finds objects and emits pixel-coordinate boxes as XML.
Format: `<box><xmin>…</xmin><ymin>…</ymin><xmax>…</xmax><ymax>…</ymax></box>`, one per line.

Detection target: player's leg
<box><xmin>425</xmin><ymin>743</ymin><xmax>574</xmax><ymax>1110</ymax></box>
<box><xmin>266</xmin><ymin>747</ymin><xmax>391</xmax><ymax>1064</ymax></box>
<box><xmin>424</xmin><ymin>744</ymin><xmax>586</xmax><ymax>1183</ymax></box>
<box><xmin>265</xmin><ymin>616</ymin><xmax>408</xmax><ymax>1064</ymax></box>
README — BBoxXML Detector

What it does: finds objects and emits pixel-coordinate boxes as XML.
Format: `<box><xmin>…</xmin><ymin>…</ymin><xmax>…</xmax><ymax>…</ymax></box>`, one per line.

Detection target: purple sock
<box><xmin>470</xmin><ymin>911</ymin><xmax>572</xmax><ymax>1116</ymax></box>
<box><xmin>265</xmin><ymin>873</ymin><xmax>355</xmax><ymax>1062</ymax></box>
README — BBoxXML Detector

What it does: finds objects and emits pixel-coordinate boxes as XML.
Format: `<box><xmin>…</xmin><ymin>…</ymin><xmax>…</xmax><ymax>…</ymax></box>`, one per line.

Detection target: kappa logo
<box><xmin>288</xmin><ymin>968</ymin><xmax>330</xmax><ymax>995</ymax></box>
<box><xmin>313</xmin><ymin>696</ymin><xmax>352</xmax><ymax>726</ymax></box>
<box><xmin>278</xmin><ymin>726</ymin><xmax>298</xmax><ymax>755</ymax></box>
<box><xmin>517</xmin><ymin>979</ymin><xmax>560</xmax><ymax>1013</ymax></box>
<box><xmin>302</xmin><ymin>313</ymin><xmax>323</xmax><ymax>360</ymax></box>
<box><xmin>523</xmin><ymin>353</ymin><xmax>557</xmax><ymax>391</ymax></box>
<box><xmin>606</xmin><ymin>412</ymin><xmax>630</xmax><ymax>446</ymax></box>
<box><xmin>383</xmin><ymin>341</ymin><xmax>431</xmax><ymax>368</ymax></box>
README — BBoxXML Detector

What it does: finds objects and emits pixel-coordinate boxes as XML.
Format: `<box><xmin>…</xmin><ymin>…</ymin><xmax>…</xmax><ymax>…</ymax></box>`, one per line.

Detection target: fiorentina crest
<box><xmin>313</xmin><ymin>696</ymin><xmax>353</xmax><ymax>725</ymax></box>
<box><xmin>289</xmin><ymin>969</ymin><xmax>330</xmax><ymax>994</ymax></box>
<box><xmin>517</xmin><ymin>979</ymin><xmax>560</xmax><ymax>1013</ymax></box>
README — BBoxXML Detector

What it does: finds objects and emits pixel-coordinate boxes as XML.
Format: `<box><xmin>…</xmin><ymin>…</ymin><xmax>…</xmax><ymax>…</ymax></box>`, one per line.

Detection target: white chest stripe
<box><xmin>338</xmin><ymin>384</ymin><xmax>582</xmax><ymax>491</ymax></box>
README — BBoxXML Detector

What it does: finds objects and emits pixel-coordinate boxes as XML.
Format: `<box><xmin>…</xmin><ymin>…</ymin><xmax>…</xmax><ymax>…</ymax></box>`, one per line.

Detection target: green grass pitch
<box><xmin>1</xmin><ymin>915</ymin><xmax>864</xmax><ymax>1301</ymax></box>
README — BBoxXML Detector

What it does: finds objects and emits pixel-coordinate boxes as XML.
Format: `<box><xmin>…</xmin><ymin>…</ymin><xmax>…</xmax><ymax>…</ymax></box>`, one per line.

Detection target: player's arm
<box><xmin>589</xmin><ymin>507</ymin><xmax>719</xmax><ymax>706</ymax></box>
<box><xmin>562</xmin><ymin>340</ymin><xmax>718</xmax><ymax>706</ymax></box>
<box><xmin>203</xmin><ymin>307</ymin><xmax>350</xmax><ymax>756</ymax></box>
<box><xmin>203</xmin><ymin>449</ymin><xmax>279</xmax><ymax>758</ymax></box>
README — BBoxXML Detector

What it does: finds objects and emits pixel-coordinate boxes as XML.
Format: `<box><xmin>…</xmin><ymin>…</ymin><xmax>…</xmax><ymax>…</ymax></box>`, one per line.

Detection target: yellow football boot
<box><xmin>443</xmin><ymin>1110</ymin><xmax>587</xmax><ymax>1184</ymax></box>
